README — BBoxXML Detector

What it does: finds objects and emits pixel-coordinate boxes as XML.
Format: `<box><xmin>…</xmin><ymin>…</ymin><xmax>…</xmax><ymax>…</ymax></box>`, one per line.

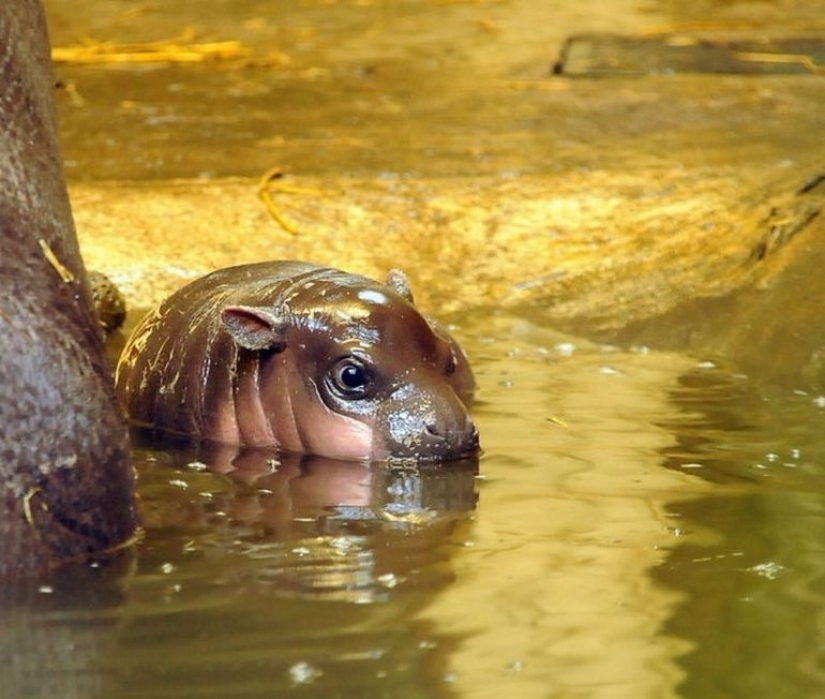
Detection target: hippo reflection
<box><xmin>137</xmin><ymin>442</ymin><xmax>479</xmax><ymax>601</ymax></box>
<box><xmin>141</xmin><ymin>441</ymin><xmax>480</xmax><ymax>537</ymax></box>
<box><xmin>116</xmin><ymin>262</ymin><xmax>479</xmax><ymax>462</ymax></box>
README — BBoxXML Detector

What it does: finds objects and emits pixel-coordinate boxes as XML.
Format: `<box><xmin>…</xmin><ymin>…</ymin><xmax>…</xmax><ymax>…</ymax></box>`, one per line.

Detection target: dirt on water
<box><xmin>4</xmin><ymin>1</ymin><xmax>824</xmax><ymax>698</ymax></box>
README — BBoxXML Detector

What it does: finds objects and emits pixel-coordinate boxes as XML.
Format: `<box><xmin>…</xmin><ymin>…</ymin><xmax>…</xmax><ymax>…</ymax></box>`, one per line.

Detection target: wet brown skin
<box><xmin>116</xmin><ymin>261</ymin><xmax>479</xmax><ymax>462</ymax></box>
<box><xmin>0</xmin><ymin>0</ymin><xmax>137</xmax><ymax>576</ymax></box>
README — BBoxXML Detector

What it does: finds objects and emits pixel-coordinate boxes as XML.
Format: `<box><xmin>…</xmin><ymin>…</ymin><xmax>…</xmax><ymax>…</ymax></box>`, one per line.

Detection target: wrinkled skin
<box><xmin>116</xmin><ymin>261</ymin><xmax>479</xmax><ymax>462</ymax></box>
<box><xmin>0</xmin><ymin>0</ymin><xmax>137</xmax><ymax>576</ymax></box>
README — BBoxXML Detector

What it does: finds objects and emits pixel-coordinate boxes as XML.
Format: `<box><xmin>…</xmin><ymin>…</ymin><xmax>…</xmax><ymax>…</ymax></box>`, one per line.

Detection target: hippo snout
<box><xmin>380</xmin><ymin>396</ymin><xmax>479</xmax><ymax>461</ymax></box>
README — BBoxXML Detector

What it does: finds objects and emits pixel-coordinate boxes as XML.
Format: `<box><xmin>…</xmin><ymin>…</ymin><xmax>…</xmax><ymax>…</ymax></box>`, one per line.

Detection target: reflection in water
<box><xmin>657</xmin><ymin>363</ymin><xmax>769</xmax><ymax>485</ymax></box>
<box><xmin>0</xmin><ymin>442</ymin><xmax>478</xmax><ymax>699</ymax></box>
<box><xmin>415</xmin><ymin>312</ymin><xmax>709</xmax><ymax>698</ymax></box>
<box><xmin>653</xmin><ymin>364</ymin><xmax>825</xmax><ymax>698</ymax></box>
<box><xmin>8</xmin><ymin>311</ymin><xmax>825</xmax><ymax>698</ymax></box>
<box><xmin>0</xmin><ymin>562</ymin><xmax>131</xmax><ymax>699</ymax></box>
<box><xmin>135</xmin><ymin>441</ymin><xmax>478</xmax><ymax>603</ymax></box>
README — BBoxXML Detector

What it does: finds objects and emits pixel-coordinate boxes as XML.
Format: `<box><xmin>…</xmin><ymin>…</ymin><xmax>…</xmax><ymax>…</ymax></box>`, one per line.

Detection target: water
<box><xmin>24</xmin><ymin>0</ymin><xmax>825</xmax><ymax>695</ymax></box>
<box><xmin>6</xmin><ymin>308</ymin><xmax>825</xmax><ymax>697</ymax></box>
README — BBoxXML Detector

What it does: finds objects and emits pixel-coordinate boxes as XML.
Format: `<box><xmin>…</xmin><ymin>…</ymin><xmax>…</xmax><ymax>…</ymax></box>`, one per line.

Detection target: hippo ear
<box><xmin>385</xmin><ymin>269</ymin><xmax>415</xmax><ymax>304</ymax></box>
<box><xmin>221</xmin><ymin>305</ymin><xmax>288</xmax><ymax>352</ymax></box>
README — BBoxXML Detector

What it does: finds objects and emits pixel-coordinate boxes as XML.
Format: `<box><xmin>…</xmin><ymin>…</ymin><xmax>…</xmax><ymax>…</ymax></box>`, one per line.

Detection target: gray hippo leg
<box><xmin>0</xmin><ymin>0</ymin><xmax>137</xmax><ymax>575</ymax></box>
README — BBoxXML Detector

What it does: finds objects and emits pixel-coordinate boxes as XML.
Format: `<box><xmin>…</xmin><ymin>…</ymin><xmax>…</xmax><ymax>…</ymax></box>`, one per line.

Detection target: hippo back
<box><xmin>117</xmin><ymin>262</ymin><xmax>339</xmax><ymax>438</ymax></box>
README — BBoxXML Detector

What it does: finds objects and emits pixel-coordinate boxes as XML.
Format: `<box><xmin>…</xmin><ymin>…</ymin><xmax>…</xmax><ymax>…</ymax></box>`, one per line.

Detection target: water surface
<box><xmin>8</xmin><ymin>309</ymin><xmax>825</xmax><ymax>697</ymax></box>
<box><xmin>18</xmin><ymin>1</ymin><xmax>825</xmax><ymax>696</ymax></box>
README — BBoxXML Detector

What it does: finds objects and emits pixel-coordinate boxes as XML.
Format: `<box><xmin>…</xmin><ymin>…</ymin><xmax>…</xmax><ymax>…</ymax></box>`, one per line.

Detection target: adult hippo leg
<box><xmin>0</xmin><ymin>0</ymin><xmax>137</xmax><ymax>575</ymax></box>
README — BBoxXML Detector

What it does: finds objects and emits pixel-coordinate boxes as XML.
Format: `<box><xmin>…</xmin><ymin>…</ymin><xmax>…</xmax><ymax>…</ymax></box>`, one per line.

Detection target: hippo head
<box><xmin>219</xmin><ymin>271</ymin><xmax>479</xmax><ymax>462</ymax></box>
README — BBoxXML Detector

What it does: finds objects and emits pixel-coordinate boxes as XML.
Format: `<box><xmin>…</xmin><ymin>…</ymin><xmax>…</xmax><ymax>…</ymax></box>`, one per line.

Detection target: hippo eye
<box><xmin>446</xmin><ymin>353</ymin><xmax>457</xmax><ymax>376</ymax></box>
<box><xmin>329</xmin><ymin>357</ymin><xmax>372</xmax><ymax>399</ymax></box>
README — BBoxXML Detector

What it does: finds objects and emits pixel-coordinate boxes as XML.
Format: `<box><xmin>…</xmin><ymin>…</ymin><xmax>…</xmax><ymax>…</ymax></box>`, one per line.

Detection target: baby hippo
<box><xmin>115</xmin><ymin>261</ymin><xmax>479</xmax><ymax>462</ymax></box>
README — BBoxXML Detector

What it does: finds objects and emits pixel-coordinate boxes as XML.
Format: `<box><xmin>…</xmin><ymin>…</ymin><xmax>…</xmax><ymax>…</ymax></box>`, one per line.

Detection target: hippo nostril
<box><xmin>425</xmin><ymin>421</ymin><xmax>479</xmax><ymax>445</ymax></box>
<box><xmin>425</xmin><ymin>423</ymin><xmax>445</xmax><ymax>440</ymax></box>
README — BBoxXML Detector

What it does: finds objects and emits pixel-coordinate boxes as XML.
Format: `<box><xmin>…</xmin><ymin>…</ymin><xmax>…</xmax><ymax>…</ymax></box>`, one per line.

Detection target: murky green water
<box><xmin>5</xmin><ymin>309</ymin><xmax>825</xmax><ymax>698</ymax></box>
